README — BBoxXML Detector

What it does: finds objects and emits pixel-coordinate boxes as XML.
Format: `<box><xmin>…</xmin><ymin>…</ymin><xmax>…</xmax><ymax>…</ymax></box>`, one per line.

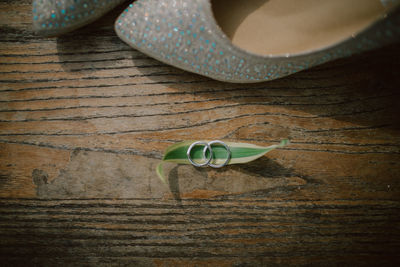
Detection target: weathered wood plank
<box><xmin>0</xmin><ymin>199</ymin><xmax>399</xmax><ymax>266</ymax></box>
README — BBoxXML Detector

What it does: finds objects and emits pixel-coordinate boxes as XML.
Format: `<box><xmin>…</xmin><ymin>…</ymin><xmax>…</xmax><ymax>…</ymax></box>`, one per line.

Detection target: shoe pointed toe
<box><xmin>115</xmin><ymin>0</ymin><xmax>268</xmax><ymax>83</ymax></box>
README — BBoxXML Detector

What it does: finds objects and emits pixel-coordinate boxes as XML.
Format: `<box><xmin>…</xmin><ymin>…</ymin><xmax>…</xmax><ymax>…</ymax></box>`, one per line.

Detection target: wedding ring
<box><xmin>187</xmin><ymin>140</ymin><xmax>231</xmax><ymax>168</ymax></box>
<box><xmin>203</xmin><ymin>140</ymin><xmax>231</xmax><ymax>168</ymax></box>
<box><xmin>186</xmin><ymin>141</ymin><xmax>212</xmax><ymax>167</ymax></box>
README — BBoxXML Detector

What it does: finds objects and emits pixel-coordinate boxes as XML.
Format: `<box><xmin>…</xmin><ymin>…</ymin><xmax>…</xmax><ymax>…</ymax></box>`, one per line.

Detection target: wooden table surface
<box><xmin>1</xmin><ymin>1</ymin><xmax>400</xmax><ymax>266</ymax></box>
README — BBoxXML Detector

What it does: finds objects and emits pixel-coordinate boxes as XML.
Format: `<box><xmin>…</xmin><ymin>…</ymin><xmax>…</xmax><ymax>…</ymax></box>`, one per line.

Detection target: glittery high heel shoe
<box><xmin>115</xmin><ymin>0</ymin><xmax>400</xmax><ymax>83</ymax></box>
<box><xmin>33</xmin><ymin>0</ymin><xmax>126</xmax><ymax>37</ymax></box>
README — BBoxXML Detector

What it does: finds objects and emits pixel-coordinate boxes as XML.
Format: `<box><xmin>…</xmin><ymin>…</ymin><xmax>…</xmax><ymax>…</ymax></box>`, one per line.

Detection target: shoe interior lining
<box><xmin>212</xmin><ymin>0</ymin><xmax>388</xmax><ymax>56</ymax></box>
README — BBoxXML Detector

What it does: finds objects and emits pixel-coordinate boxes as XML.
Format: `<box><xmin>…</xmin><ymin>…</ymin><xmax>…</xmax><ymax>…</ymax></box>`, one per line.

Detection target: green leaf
<box><xmin>156</xmin><ymin>162</ymin><xmax>166</xmax><ymax>184</ymax></box>
<box><xmin>156</xmin><ymin>139</ymin><xmax>289</xmax><ymax>183</ymax></box>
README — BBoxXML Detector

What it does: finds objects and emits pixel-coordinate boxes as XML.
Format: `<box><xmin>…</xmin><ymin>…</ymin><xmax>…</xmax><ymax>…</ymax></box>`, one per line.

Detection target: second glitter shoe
<box><xmin>33</xmin><ymin>0</ymin><xmax>126</xmax><ymax>37</ymax></box>
<box><xmin>115</xmin><ymin>0</ymin><xmax>400</xmax><ymax>83</ymax></box>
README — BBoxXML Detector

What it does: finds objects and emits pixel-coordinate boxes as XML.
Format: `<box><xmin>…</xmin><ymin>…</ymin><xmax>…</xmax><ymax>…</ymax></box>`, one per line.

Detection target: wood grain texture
<box><xmin>1</xmin><ymin>1</ymin><xmax>400</xmax><ymax>266</ymax></box>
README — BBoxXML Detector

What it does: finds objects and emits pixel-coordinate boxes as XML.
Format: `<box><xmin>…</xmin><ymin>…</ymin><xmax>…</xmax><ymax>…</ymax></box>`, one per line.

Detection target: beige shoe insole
<box><xmin>212</xmin><ymin>0</ymin><xmax>387</xmax><ymax>55</ymax></box>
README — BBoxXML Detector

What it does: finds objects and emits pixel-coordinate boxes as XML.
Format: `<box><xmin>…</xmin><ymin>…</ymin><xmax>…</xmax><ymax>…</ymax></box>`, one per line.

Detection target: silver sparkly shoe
<box><xmin>33</xmin><ymin>0</ymin><xmax>126</xmax><ymax>36</ymax></box>
<box><xmin>115</xmin><ymin>0</ymin><xmax>400</xmax><ymax>83</ymax></box>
